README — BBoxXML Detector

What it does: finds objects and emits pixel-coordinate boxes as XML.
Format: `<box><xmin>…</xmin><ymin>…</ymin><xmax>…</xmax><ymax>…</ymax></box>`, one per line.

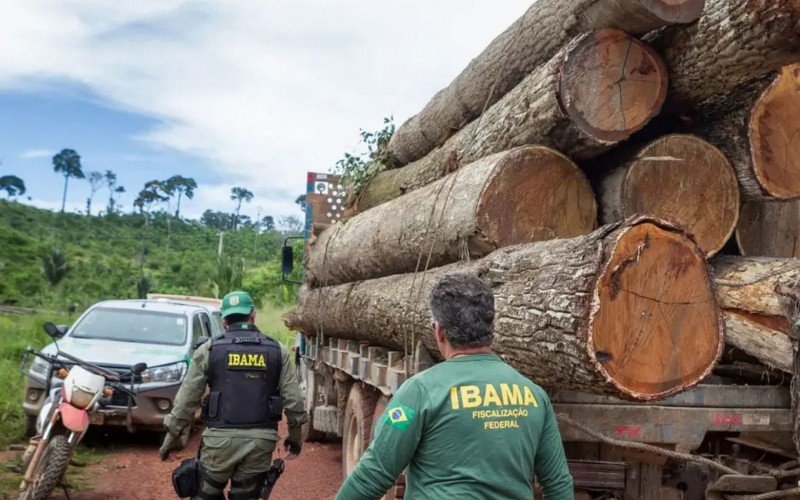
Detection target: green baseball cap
<box><xmin>220</xmin><ymin>291</ymin><xmax>255</xmax><ymax>318</ymax></box>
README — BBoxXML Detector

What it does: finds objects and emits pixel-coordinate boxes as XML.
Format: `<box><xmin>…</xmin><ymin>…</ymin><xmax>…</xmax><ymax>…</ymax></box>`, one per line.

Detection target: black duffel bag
<box><xmin>172</xmin><ymin>448</ymin><xmax>203</xmax><ymax>498</ymax></box>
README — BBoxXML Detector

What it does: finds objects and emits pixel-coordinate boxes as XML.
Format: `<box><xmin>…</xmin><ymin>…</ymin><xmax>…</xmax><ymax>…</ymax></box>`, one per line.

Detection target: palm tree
<box><xmin>230</xmin><ymin>187</ymin><xmax>254</xmax><ymax>230</ymax></box>
<box><xmin>165</xmin><ymin>175</ymin><xmax>197</xmax><ymax>218</ymax></box>
<box><xmin>0</xmin><ymin>175</ymin><xmax>26</xmax><ymax>199</ymax></box>
<box><xmin>52</xmin><ymin>149</ymin><xmax>84</xmax><ymax>213</ymax></box>
<box><xmin>40</xmin><ymin>248</ymin><xmax>69</xmax><ymax>286</ymax></box>
<box><xmin>85</xmin><ymin>170</ymin><xmax>104</xmax><ymax>216</ymax></box>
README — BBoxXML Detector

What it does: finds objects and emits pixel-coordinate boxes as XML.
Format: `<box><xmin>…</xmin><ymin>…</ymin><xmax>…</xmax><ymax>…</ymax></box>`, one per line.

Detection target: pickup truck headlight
<box><xmin>141</xmin><ymin>362</ymin><xmax>187</xmax><ymax>384</ymax></box>
<box><xmin>29</xmin><ymin>356</ymin><xmax>51</xmax><ymax>378</ymax></box>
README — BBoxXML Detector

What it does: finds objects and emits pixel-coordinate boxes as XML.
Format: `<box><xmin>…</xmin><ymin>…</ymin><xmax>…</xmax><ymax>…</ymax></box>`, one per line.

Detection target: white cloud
<box><xmin>20</xmin><ymin>149</ymin><xmax>54</xmax><ymax>160</ymax></box>
<box><xmin>0</xmin><ymin>1</ymin><xmax>528</xmax><ymax>215</ymax></box>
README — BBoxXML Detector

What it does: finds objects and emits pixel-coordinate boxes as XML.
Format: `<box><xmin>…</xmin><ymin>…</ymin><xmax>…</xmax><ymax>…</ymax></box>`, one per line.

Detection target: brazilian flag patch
<box><xmin>385</xmin><ymin>403</ymin><xmax>415</xmax><ymax>431</ymax></box>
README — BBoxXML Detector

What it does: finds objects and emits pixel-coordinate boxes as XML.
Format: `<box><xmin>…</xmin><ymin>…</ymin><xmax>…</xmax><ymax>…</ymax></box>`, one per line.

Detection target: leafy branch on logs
<box><xmin>333</xmin><ymin>116</ymin><xmax>395</xmax><ymax>195</ymax></box>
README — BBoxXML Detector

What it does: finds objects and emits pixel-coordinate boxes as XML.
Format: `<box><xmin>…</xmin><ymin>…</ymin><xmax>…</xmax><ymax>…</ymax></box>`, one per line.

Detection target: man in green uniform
<box><xmin>159</xmin><ymin>291</ymin><xmax>308</xmax><ymax>500</ymax></box>
<box><xmin>337</xmin><ymin>273</ymin><xmax>574</xmax><ymax>499</ymax></box>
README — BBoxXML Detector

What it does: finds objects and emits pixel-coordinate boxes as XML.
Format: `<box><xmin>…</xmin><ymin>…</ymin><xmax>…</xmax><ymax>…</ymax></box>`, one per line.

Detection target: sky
<box><xmin>0</xmin><ymin>1</ymin><xmax>528</xmax><ymax>221</ymax></box>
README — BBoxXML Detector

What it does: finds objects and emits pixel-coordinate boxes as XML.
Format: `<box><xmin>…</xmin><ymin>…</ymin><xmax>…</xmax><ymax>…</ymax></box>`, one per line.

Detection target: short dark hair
<box><xmin>224</xmin><ymin>312</ymin><xmax>251</xmax><ymax>325</ymax></box>
<box><xmin>429</xmin><ymin>273</ymin><xmax>494</xmax><ymax>348</ymax></box>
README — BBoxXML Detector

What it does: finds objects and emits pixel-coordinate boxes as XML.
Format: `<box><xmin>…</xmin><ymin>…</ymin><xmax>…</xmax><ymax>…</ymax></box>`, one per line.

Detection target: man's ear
<box><xmin>249</xmin><ymin>310</ymin><xmax>257</xmax><ymax>323</ymax></box>
<box><xmin>434</xmin><ymin>322</ymin><xmax>444</xmax><ymax>343</ymax></box>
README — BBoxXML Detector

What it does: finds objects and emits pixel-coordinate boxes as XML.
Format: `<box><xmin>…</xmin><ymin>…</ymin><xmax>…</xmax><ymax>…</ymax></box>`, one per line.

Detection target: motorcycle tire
<box><xmin>19</xmin><ymin>435</ymin><xmax>72</xmax><ymax>500</ymax></box>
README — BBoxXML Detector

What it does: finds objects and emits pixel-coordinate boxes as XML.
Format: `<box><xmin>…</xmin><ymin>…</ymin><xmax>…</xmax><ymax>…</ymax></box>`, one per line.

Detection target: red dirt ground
<box><xmin>47</xmin><ymin>421</ymin><xmax>343</xmax><ymax>499</ymax></box>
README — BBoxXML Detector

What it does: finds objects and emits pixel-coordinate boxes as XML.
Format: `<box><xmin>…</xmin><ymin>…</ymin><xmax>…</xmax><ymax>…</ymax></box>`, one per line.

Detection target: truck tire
<box><xmin>342</xmin><ymin>384</ymin><xmax>378</xmax><ymax>478</ymax></box>
<box><xmin>370</xmin><ymin>395</ymin><xmax>404</xmax><ymax>499</ymax></box>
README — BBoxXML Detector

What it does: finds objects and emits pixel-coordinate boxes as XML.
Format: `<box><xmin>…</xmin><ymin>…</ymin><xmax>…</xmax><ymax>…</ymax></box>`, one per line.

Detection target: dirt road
<box><xmin>44</xmin><ymin>422</ymin><xmax>343</xmax><ymax>500</ymax></box>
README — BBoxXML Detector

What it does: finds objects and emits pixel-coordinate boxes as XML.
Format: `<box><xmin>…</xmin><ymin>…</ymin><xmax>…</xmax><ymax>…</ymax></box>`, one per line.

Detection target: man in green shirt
<box><xmin>159</xmin><ymin>291</ymin><xmax>308</xmax><ymax>499</ymax></box>
<box><xmin>337</xmin><ymin>273</ymin><xmax>574</xmax><ymax>499</ymax></box>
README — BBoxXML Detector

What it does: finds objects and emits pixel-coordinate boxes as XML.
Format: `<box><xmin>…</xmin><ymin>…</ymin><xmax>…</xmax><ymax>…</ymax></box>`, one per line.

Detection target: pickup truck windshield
<box><xmin>71</xmin><ymin>308</ymin><xmax>187</xmax><ymax>346</ymax></box>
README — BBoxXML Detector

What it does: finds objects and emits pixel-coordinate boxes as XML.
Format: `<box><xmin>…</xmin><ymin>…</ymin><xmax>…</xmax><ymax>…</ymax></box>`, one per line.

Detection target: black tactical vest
<box><xmin>204</xmin><ymin>324</ymin><xmax>282</xmax><ymax>429</ymax></box>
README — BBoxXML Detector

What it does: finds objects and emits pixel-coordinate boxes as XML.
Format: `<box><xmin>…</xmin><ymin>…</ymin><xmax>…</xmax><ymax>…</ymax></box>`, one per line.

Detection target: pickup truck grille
<box><xmin>107</xmin><ymin>391</ymin><xmax>133</xmax><ymax>407</ymax></box>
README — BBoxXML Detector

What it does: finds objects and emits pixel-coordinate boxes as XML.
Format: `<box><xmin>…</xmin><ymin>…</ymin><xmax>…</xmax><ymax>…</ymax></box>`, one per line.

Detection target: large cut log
<box><xmin>596</xmin><ymin>134</ymin><xmax>739</xmax><ymax>257</ymax></box>
<box><xmin>287</xmin><ymin>217</ymin><xmax>722</xmax><ymax>401</ymax></box>
<box><xmin>694</xmin><ymin>64</ymin><xmax>800</xmax><ymax>200</ymax></box>
<box><xmin>350</xmin><ymin>29</ymin><xmax>667</xmax><ymax>214</ymax></box>
<box><xmin>656</xmin><ymin>0</ymin><xmax>800</xmax><ymax>108</ymax></box>
<box><xmin>713</xmin><ymin>255</ymin><xmax>800</xmax><ymax>372</ymax></box>
<box><xmin>307</xmin><ymin>146</ymin><xmax>596</xmax><ymax>287</ymax></box>
<box><xmin>736</xmin><ymin>200</ymin><xmax>800</xmax><ymax>258</ymax></box>
<box><xmin>384</xmin><ymin>0</ymin><xmax>704</xmax><ymax>167</ymax></box>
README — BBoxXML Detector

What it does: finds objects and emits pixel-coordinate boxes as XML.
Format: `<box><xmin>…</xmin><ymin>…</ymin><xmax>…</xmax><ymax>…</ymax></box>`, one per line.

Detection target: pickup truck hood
<box><xmin>42</xmin><ymin>337</ymin><xmax>188</xmax><ymax>368</ymax></box>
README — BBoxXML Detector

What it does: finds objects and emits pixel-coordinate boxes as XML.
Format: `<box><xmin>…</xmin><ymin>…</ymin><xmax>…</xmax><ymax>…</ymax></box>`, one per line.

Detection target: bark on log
<box><xmin>350</xmin><ymin>30</ymin><xmax>667</xmax><ymax>214</ymax></box>
<box><xmin>596</xmin><ymin>134</ymin><xmax>739</xmax><ymax>257</ymax></box>
<box><xmin>736</xmin><ymin>199</ymin><xmax>800</xmax><ymax>258</ymax></box>
<box><xmin>694</xmin><ymin>64</ymin><xmax>800</xmax><ymax>200</ymax></box>
<box><xmin>287</xmin><ymin>217</ymin><xmax>722</xmax><ymax>401</ymax></box>
<box><xmin>713</xmin><ymin>255</ymin><xmax>800</xmax><ymax>372</ymax></box>
<box><xmin>384</xmin><ymin>0</ymin><xmax>703</xmax><ymax>168</ymax></box>
<box><xmin>307</xmin><ymin>147</ymin><xmax>596</xmax><ymax>287</ymax></box>
<box><xmin>656</xmin><ymin>0</ymin><xmax>800</xmax><ymax>108</ymax></box>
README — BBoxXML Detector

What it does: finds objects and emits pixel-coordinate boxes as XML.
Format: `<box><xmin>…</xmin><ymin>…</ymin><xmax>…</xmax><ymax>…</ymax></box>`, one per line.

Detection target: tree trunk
<box><xmin>307</xmin><ymin>146</ymin><xmax>597</xmax><ymax>287</ymax></box>
<box><xmin>712</xmin><ymin>255</ymin><xmax>800</xmax><ymax>372</ymax></box>
<box><xmin>595</xmin><ymin>134</ymin><xmax>739</xmax><ymax>257</ymax></box>
<box><xmin>736</xmin><ymin>199</ymin><xmax>800</xmax><ymax>258</ymax></box>
<box><xmin>693</xmin><ymin>64</ymin><xmax>800</xmax><ymax>200</ymax></box>
<box><xmin>384</xmin><ymin>0</ymin><xmax>703</xmax><ymax>168</ymax></box>
<box><xmin>350</xmin><ymin>29</ymin><xmax>667</xmax><ymax>214</ymax></box>
<box><xmin>287</xmin><ymin>217</ymin><xmax>722</xmax><ymax>401</ymax></box>
<box><xmin>656</xmin><ymin>0</ymin><xmax>800</xmax><ymax>108</ymax></box>
<box><xmin>61</xmin><ymin>175</ymin><xmax>69</xmax><ymax>213</ymax></box>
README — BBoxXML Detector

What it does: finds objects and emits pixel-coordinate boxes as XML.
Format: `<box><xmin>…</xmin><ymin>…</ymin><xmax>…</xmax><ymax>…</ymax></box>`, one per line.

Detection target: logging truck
<box><xmin>283</xmin><ymin>173</ymin><xmax>798</xmax><ymax>499</ymax></box>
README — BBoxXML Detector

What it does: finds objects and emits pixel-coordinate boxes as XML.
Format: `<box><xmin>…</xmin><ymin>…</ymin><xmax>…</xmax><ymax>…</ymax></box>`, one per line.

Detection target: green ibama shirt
<box><xmin>337</xmin><ymin>353</ymin><xmax>574</xmax><ymax>499</ymax></box>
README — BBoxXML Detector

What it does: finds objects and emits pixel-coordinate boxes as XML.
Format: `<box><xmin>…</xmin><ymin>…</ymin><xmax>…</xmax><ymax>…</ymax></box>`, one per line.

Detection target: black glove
<box><xmin>284</xmin><ymin>437</ymin><xmax>302</xmax><ymax>457</ymax></box>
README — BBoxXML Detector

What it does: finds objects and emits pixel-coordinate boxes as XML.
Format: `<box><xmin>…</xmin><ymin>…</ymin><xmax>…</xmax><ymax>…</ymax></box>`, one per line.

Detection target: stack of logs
<box><xmin>286</xmin><ymin>0</ymin><xmax>800</xmax><ymax>403</ymax></box>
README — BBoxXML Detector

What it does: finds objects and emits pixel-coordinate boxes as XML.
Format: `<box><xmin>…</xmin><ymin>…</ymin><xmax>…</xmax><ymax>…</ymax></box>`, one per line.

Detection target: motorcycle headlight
<box><xmin>141</xmin><ymin>362</ymin><xmax>187</xmax><ymax>383</ymax></box>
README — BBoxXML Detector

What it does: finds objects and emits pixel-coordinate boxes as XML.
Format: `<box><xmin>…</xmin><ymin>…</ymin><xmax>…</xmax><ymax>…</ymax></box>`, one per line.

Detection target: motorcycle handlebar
<box><xmin>26</xmin><ymin>348</ymin><xmax>124</xmax><ymax>382</ymax></box>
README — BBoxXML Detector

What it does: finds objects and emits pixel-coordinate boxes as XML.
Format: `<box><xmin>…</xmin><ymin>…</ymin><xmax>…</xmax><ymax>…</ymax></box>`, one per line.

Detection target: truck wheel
<box><xmin>370</xmin><ymin>395</ymin><xmax>404</xmax><ymax>499</ymax></box>
<box><xmin>342</xmin><ymin>384</ymin><xmax>377</xmax><ymax>478</ymax></box>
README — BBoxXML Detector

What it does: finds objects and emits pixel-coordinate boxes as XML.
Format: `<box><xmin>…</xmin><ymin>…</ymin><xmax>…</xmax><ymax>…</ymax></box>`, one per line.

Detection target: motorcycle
<box><xmin>18</xmin><ymin>321</ymin><xmax>147</xmax><ymax>500</ymax></box>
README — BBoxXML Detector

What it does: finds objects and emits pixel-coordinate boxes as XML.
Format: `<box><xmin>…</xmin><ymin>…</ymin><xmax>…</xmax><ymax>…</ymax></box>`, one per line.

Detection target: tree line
<box><xmin>0</xmin><ymin>147</ymin><xmax>283</xmax><ymax>232</ymax></box>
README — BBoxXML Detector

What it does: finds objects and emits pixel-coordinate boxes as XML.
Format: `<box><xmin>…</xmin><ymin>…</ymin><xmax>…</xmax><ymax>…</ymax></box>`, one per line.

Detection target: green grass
<box><xmin>0</xmin><ymin>313</ymin><xmax>71</xmax><ymax>447</ymax></box>
<box><xmin>256</xmin><ymin>305</ymin><xmax>296</xmax><ymax>347</ymax></box>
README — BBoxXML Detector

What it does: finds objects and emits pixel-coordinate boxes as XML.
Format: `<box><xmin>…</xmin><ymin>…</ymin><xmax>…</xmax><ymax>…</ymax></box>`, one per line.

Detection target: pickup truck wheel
<box><xmin>370</xmin><ymin>395</ymin><xmax>403</xmax><ymax>500</ymax></box>
<box><xmin>342</xmin><ymin>384</ymin><xmax>377</xmax><ymax>478</ymax></box>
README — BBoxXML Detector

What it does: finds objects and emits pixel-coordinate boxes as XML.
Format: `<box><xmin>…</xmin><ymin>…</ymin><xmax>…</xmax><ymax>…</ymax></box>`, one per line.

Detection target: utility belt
<box><xmin>201</xmin><ymin>391</ymin><xmax>282</xmax><ymax>430</ymax></box>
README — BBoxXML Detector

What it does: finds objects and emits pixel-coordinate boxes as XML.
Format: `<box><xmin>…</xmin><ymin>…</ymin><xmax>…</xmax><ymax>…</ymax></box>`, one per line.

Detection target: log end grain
<box><xmin>750</xmin><ymin>63</ymin><xmax>800</xmax><ymax>199</ymax></box>
<box><xmin>619</xmin><ymin>134</ymin><xmax>740</xmax><ymax>257</ymax></box>
<box><xmin>476</xmin><ymin>146</ymin><xmax>597</xmax><ymax>246</ymax></box>
<box><xmin>559</xmin><ymin>29</ymin><xmax>668</xmax><ymax>144</ymax></box>
<box><xmin>590</xmin><ymin>221</ymin><xmax>722</xmax><ymax>400</ymax></box>
<box><xmin>736</xmin><ymin>199</ymin><xmax>800</xmax><ymax>258</ymax></box>
<box><xmin>641</xmin><ymin>0</ymin><xmax>705</xmax><ymax>24</ymax></box>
